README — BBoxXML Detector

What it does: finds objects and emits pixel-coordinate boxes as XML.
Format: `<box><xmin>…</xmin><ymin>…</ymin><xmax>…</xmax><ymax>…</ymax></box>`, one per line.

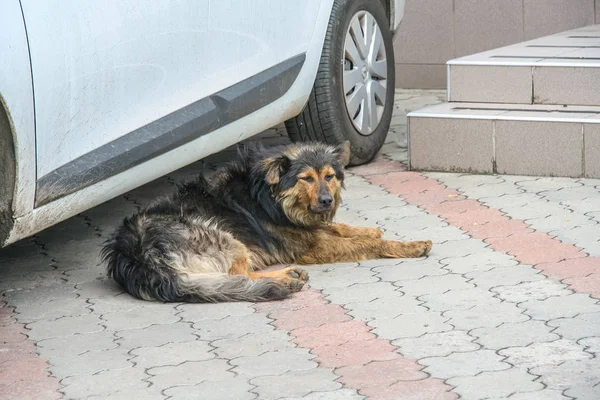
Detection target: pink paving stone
<box><xmin>444</xmin><ymin>208</ymin><xmax>507</xmax><ymax>228</ymax></box>
<box><xmin>292</xmin><ymin>319</ymin><xmax>374</xmax><ymax>349</ymax></box>
<box><xmin>537</xmin><ymin>257</ymin><xmax>600</xmax><ymax>280</ymax></box>
<box><xmin>377</xmin><ymin>179</ymin><xmax>442</xmax><ymax>195</ymax></box>
<box><xmin>361</xmin><ymin>377</ymin><xmax>459</xmax><ymax>400</ymax></box>
<box><xmin>563</xmin><ymin>273</ymin><xmax>600</xmax><ymax>300</ymax></box>
<box><xmin>254</xmin><ymin>289</ymin><xmax>326</xmax><ymax>314</ymax></box>
<box><xmin>270</xmin><ymin>303</ymin><xmax>351</xmax><ymax>331</ymax></box>
<box><xmin>349</xmin><ymin>159</ymin><xmax>406</xmax><ymax>176</ymax></box>
<box><xmin>370</xmin><ymin>171</ymin><xmax>427</xmax><ymax>186</ymax></box>
<box><xmin>336</xmin><ymin>357</ymin><xmax>427</xmax><ymax>389</ymax></box>
<box><xmin>468</xmin><ymin>219</ymin><xmax>534</xmax><ymax>240</ymax></box>
<box><xmin>427</xmin><ymin>199</ymin><xmax>483</xmax><ymax>216</ymax></box>
<box><xmin>486</xmin><ymin>231</ymin><xmax>587</xmax><ymax>265</ymax></box>
<box><xmin>311</xmin><ymin>338</ymin><xmax>398</xmax><ymax>368</ymax></box>
<box><xmin>402</xmin><ymin>190</ymin><xmax>465</xmax><ymax>207</ymax></box>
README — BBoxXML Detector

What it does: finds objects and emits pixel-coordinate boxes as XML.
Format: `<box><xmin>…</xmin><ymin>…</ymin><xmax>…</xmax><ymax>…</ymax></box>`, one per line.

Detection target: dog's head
<box><xmin>257</xmin><ymin>141</ymin><xmax>351</xmax><ymax>227</ymax></box>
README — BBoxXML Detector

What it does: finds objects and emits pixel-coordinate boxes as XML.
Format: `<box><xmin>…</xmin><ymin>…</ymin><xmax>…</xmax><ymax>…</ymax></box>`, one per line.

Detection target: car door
<box><xmin>20</xmin><ymin>0</ymin><xmax>322</xmax><ymax>206</ymax></box>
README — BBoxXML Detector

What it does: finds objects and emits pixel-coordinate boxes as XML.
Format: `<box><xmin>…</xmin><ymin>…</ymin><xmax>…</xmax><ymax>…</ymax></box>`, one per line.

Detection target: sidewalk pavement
<box><xmin>1</xmin><ymin>89</ymin><xmax>599</xmax><ymax>400</ymax></box>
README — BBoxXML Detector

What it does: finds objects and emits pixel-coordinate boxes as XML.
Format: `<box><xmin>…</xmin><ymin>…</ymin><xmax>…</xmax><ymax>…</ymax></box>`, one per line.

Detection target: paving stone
<box><xmin>292</xmin><ymin>320</ymin><xmax>373</xmax><ymax>349</ymax></box>
<box><xmin>578</xmin><ymin>337</ymin><xmax>600</xmax><ymax>355</ymax></box>
<box><xmin>369</xmin><ymin>311</ymin><xmax>452</xmax><ymax>339</ymax></box>
<box><xmin>442</xmin><ymin>251</ymin><xmax>518</xmax><ymax>275</ymax></box>
<box><xmin>466</xmin><ymin>265</ymin><xmax>545</xmax><ymax>289</ymax></box>
<box><xmin>353</xmin><ymin>196</ymin><xmax>407</xmax><ymax>211</ymax></box>
<box><xmin>375</xmin><ymin>259</ymin><xmax>448</xmax><ymax>282</ymax></box>
<box><xmin>420</xmin><ymin>350</ymin><xmax>510</xmax><ymax>379</ymax></box>
<box><xmin>63</xmin><ymin>267</ymin><xmax>107</xmax><ymax>284</ymax></box>
<box><xmin>420</xmin><ymin>287</ymin><xmax>500</xmax><ymax>312</ymax></box>
<box><xmin>520</xmin><ymin>294</ymin><xmax>600</xmax><ymax>320</ymax></box>
<box><xmin>76</xmin><ymin>279</ymin><xmax>124</xmax><ymax>298</ymax></box>
<box><xmin>323</xmin><ymin>282</ymin><xmax>401</xmax><ymax>304</ymax></box>
<box><xmin>527</xmin><ymin>212</ymin><xmax>596</xmax><ymax>234</ymax></box>
<box><xmin>231</xmin><ymin>348</ymin><xmax>316</xmax><ymax>377</ymax></box>
<box><xmin>427</xmin><ymin>239</ymin><xmax>490</xmax><ymax>259</ymax></box>
<box><xmin>517</xmin><ymin>177</ymin><xmax>583</xmax><ymax>192</ymax></box>
<box><xmin>177</xmin><ymin>301</ymin><xmax>256</xmax><ymax>322</ymax></box>
<box><xmin>487</xmin><ymin>390</ymin><xmax>569</xmax><ymax>400</ymax></box>
<box><xmin>448</xmin><ymin>368</ymin><xmax>544</xmax><ymax>400</ymax></box>
<box><xmin>500</xmin><ymin>339</ymin><xmax>591</xmax><ymax>370</ymax></box>
<box><xmin>250</xmin><ymin>368</ymin><xmax>341</xmax><ymax>400</ymax></box>
<box><xmin>345</xmin><ymin>297</ymin><xmax>425</xmax><ymax>321</ymax></box>
<box><xmin>445</xmin><ymin>302</ymin><xmax>529</xmax><ymax>330</ymax></box>
<box><xmin>48</xmin><ymin>347</ymin><xmax>133</xmax><ymax>377</ymax></box>
<box><xmin>3</xmin><ymin>283</ymin><xmax>78</xmax><ymax>307</ymax></box>
<box><xmin>60</xmin><ymin>367</ymin><xmax>150</xmax><ymax>399</ymax></box>
<box><xmin>499</xmin><ymin>202</ymin><xmax>565</xmax><ymax>221</ymax></box>
<box><xmin>564</xmin><ymin>385</ymin><xmax>600</xmax><ymax>400</ymax></box>
<box><xmin>14</xmin><ymin>298</ymin><xmax>91</xmax><ymax>323</ymax></box>
<box><xmin>393</xmin><ymin>224</ymin><xmax>470</xmax><ymax>244</ymax></box>
<box><xmin>479</xmin><ymin>192</ymin><xmax>546</xmax><ymax>210</ymax></box>
<box><xmin>394</xmin><ymin>274</ymin><xmax>474</xmax><ymax>296</ymax></box>
<box><xmin>548</xmin><ymin>312</ymin><xmax>600</xmax><ymax>339</ymax></box>
<box><xmin>458</xmin><ymin>182</ymin><xmax>524</xmax><ymax>200</ymax></box>
<box><xmin>116</xmin><ymin>322</ymin><xmax>197</xmax><ymax>349</ymax></box>
<box><xmin>280</xmin><ymin>388</ymin><xmax>364</xmax><ymax>400</ymax></box>
<box><xmin>102</xmin><ymin>305</ymin><xmax>180</xmax><ymax>331</ymax></box>
<box><xmin>36</xmin><ymin>330</ymin><xmax>119</xmax><ymax>358</ymax></box>
<box><xmin>393</xmin><ymin>330</ymin><xmax>479</xmax><ymax>359</ymax></box>
<box><xmin>192</xmin><ymin>313</ymin><xmax>274</xmax><ymax>340</ymax></box>
<box><xmin>377</xmin><ymin>215</ymin><xmax>446</xmax><ymax>233</ymax></box>
<box><xmin>87</xmin><ymin>387</ymin><xmax>166</xmax><ymax>400</ymax></box>
<box><xmin>471</xmin><ymin>320</ymin><xmax>559</xmax><ymax>350</ymax></box>
<box><xmin>531</xmin><ymin>358</ymin><xmax>600</xmax><ymax>390</ymax></box>
<box><xmin>162</xmin><ymin>377</ymin><xmax>255</xmax><ymax>400</ymax></box>
<box><xmin>336</xmin><ymin>357</ymin><xmax>426</xmax><ymax>390</ymax></box>
<box><xmin>25</xmin><ymin>314</ymin><xmax>103</xmax><ymax>340</ymax></box>
<box><xmin>269</xmin><ymin>303</ymin><xmax>351</xmax><ymax>331</ymax></box>
<box><xmin>359</xmin><ymin>377</ymin><xmax>458</xmax><ymax>400</ymax></box>
<box><xmin>0</xmin><ymin>271</ymin><xmax>65</xmax><ymax>295</ymax></box>
<box><xmin>213</xmin><ymin>330</ymin><xmax>295</xmax><ymax>359</ymax></box>
<box><xmin>492</xmin><ymin>280</ymin><xmax>572</xmax><ymax>303</ymax></box>
<box><xmin>311</xmin><ymin>337</ymin><xmax>398</xmax><ymax>368</ymax></box>
<box><xmin>130</xmin><ymin>341</ymin><xmax>214</xmax><ymax>368</ymax></box>
<box><xmin>88</xmin><ymin>294</ymin><xmax>154</xmax><ymax>314</ymax></box>
<box><xmin>148</xmin><ymin>359</ymin><xmax>235</xmax><ymax>389</ymax></box>
<box><xmin>308</xmin><ymin>265</ymin><xmax>378</xmax><ymax>289</ymax></box>
<box><xmin>359</xmin><ymin>206</ymin><xmax>422</xmax><ymax>222</ymax></box>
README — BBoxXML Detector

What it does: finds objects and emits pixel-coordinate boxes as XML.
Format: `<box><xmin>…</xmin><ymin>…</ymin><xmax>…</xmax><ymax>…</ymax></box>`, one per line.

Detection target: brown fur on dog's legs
<box><xmin>329</xmin><ymin>223</ymin><xmax>383</xmax><ymax>239</ymax></box>
<box><xmin>228</xmin><ymin>258</ymin><xmax>309</xmax><ymax>292</ymax></box>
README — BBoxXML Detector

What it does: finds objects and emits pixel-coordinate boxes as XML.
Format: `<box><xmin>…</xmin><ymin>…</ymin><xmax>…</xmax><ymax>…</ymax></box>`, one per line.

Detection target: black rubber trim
<box><xmin>35</xmin><ymin>53</ymin><xmax>306</xmax><ymax>207</ymax></box>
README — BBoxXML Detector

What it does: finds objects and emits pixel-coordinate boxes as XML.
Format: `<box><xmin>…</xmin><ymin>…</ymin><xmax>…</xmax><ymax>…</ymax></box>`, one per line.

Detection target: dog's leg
<box><xmin>329</xmin><ymin>223</ymin><xmax>383</xmax><ymax>239</ymax></box>
<box><xmin>297</xmin><ymin>233</ymin><xmax>432</xmax><ymax>265</ymax></box>
<box><xmin>228</xmin><ymin>257</ymin><xmax>309</xmax><ymax>292</ymax></box>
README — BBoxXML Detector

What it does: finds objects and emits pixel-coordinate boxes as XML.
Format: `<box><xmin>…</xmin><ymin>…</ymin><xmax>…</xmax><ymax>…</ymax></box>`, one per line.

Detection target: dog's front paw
<box><xmin>281</xmin><ymin>266</ymin><xmax>310</xmax><ymax>292</ymax></box>
<box><xmin>389</xmin><ymin>240</ymin><xmax>432</xmax><ymax>258</ymax></box>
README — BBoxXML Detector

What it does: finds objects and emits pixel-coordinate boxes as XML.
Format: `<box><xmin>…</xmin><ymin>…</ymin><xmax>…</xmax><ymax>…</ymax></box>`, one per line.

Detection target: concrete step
<box><xmin>407</xmin><ymin>102</ymin><xmax>600</xmax><ymax>178</ymax></box>
<box><xmin>448</xmin><ymin>24</ymin><xmax>600</xmax><ymax>106</ymax></box>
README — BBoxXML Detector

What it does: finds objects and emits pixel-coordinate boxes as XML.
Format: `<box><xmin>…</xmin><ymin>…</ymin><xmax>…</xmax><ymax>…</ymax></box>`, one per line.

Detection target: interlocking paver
<box><xmin>374</xmin><ymin>258</ymin><xmax>448</xmax><ymax>282</ymax></box>
<box><xmin>280</xmin><ymin>388</ymin><xmax>364</xmax><ymax>400</ymax></box>
<box><xmin>487</xmin><ymin>389</ymin><xmax>569</xmax><ymax>400</ymax></box>
<box><xmin>102</xmin><ymin>305</ymin><xmax>180</xmax><ymax>331</ymax></box>
<box><xmin>48</xmin><ymin>348</ymin><xmax>133</xmax><ymax>378</ymax></box>
<box><xmin>130</xmin><ymin>341</ymin><xmax>214</xmax><ymax>368</ymax></box>
<box><xmin>213</xmin><ymin>330</ymin><xmax>295</xmax><ymax>358</ymax></box>
<box><xmin>323</xmin><ymin>282</ymin><xmax>401</xmax><ymax>304</ymax></box>
<box><xmin>60</xmin><ymin>367</ymin><xmax>150</xmax><ymax>399</ymax></box>
<box><xmin>564</xmin><ymin>385</ymin><xmax>600</xmax><ymax>400</ymax></box>
<box><xmin>250</xmin><ymin>368</ymin><xmax>341</xmax><ymax>400</ymax></box>
<box><xmin>115</xmin><ymin>322</ymin><xmax>198</xmax><ymax>349</ymax></box>
<box><xmin>192</xmin><ymin>313</ymin><xmax>275</xmax><ymax>340</ymax></box>
<box><xmin>500</xmin><ymin>339</ymin><xmax>591</xmax><ymax>369</ymax></box>
<box><xmin>448</xmin><ymin>368</ymin><xmax>544</xmax><ymax>400</ymax></box>
<box><xmin>36</xmin><ymin>330</ymin><xmax>118</xmax><ymax>358</ymax></box>
<box><xmin>25</xmin><ymin>314</ymin><xmax>104</xmax><ymax>341</ymax></box>
<box><xmin>393</xmin><ymin>274</ymin><xmax>475</xmax><ymax>296</ymax></box>
<box><xmin>162</xmin><ymin>378</ymin><xmax>256</xmax><ymax>400</ymax></box>
<box><xmin>345</xmin><ymin>297</ymin><xmax>424</xmax><ymax>321</ymax></box>
<box><xmin>531</xmin><ymin>358</ymin><xmax>600</xmax><ymax>390</ymax></box>
<box><xmin>578</xmin><ymin>337</ymin><xmax>600</xmax><ymax>354</ymax></box>
<box><xmin>231</xmin><ymin>348</ymin><xmax>316</xmax><ymax>377</ymax></box>
<box><xmin>420</xmin><ymin>350</ymin><xmax>510</xmax><ymax>379</ymax></box>
<box><xmin>445</xmin><ymin>302</ymin><xmax>529</xmax><ymax>330</ymax></box>
<box><xmin>520</xmin><ymin>294</ymin><xmax>600</xmax><ymax>320</ymax></box>
<box><xmin>369</xmin><ymin>311</ymin><xmax>452</xmax><ymax>339</ymax></box>
<box><xmin>420</xmin><ymin>287</ymin><xmax>500</xmax><ymax>312</ymax></box>
<box><xmin>442</xmin><ymin>252</ymin><xmax>518</xmax><ymax>274</ymax></box>
<box><xmin>14</xmin><ymin>298</ymin><xmax>91</xmax><ymax>323</ymax></box>
<box><xmin>393</xmin><ymin>330</ymin><xmax>479</xmax><ymax>358</ymax></box>
<box><xmin>148</xmin><ymin>359</ymin><xmax>235</xmax><ymax>390</ymax></box>
<box><xmin>466</xmin><ymin>265</ymin><xmax>545</xmax><ymax>289</ymax></box>
<box><xmin>492</xmin><ymin>280</ymin><xmax>572</xmax><ymax>303</ymax></box>
<box><xmin>548</xmin><ymin>312</ymin><xmax>600</xmax><ymax>339</ymax></box>
<box><xmin>471</xmin><ymin>320</ymin><xmax>559</xmax><ymax>350</ymax></box>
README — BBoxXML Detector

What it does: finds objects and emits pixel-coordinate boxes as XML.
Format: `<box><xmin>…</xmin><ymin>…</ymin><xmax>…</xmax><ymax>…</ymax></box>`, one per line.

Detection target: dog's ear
<box><xmin>263</xmin><ymin>155</ymin><xmax>290</xmax><ymax>185</ymax></box>
<box><xmin>334</xmin><ymin>141</ymin><xmax>351</xmax><ymax>167</ymax></box>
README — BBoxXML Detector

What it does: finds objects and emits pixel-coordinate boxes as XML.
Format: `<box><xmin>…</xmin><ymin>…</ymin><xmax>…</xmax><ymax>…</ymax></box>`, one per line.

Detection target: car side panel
<box><xmin>0</xmin><ymin>1</ymin><xmax>36</xmax><ymax>218</ymax></box>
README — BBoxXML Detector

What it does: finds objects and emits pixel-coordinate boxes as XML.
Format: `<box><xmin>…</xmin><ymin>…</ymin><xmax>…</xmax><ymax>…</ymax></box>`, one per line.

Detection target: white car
<box><xmin>0</xmin><ymin>0</ymin><xmax>405</xmax><ymax>247</ymax></box>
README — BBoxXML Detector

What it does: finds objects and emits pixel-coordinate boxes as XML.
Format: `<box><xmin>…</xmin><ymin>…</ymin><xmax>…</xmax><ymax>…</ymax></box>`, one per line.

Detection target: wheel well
<box><xmin>379</xmin><ymin>0</ymin><xmax>391</xmax><ymax>27</ymax></box>
<box><xmin>0</xmin><ymin>96</ymin><xmax>16</xmax><ymax>247</ymax></box>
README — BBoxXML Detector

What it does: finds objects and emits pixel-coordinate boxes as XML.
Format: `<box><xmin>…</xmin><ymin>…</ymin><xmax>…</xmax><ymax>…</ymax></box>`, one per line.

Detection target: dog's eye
<box><xmin>325</xmin><ymin>174</ymin><xmax>335</xmax><ymax>182</ymax></box>
<box><xmin>299</xmin><ymin>176</ymin><xmax>314</xmax><ymax>183</ymax></box>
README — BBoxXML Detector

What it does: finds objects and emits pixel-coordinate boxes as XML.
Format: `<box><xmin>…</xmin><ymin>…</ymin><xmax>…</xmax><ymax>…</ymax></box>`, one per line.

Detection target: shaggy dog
<box><xmin>102</xmin><ymin>141</ymin><xmax>432</xmax><ymax>303</ymax></box>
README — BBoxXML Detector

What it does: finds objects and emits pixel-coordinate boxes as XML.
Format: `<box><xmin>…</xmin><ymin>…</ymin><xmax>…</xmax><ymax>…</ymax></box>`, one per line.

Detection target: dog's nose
<box><xmin>318</xmin><ymin>194</ymin><xmax>333</xmax><ymax>208</ymax></box>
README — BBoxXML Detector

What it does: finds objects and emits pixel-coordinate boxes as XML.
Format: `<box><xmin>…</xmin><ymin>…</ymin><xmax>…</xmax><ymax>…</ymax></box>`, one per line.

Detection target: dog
<box><xmin>101</xmin><ymin>141</ymin><xmax>432</xmax><ymax>303</ymax></box>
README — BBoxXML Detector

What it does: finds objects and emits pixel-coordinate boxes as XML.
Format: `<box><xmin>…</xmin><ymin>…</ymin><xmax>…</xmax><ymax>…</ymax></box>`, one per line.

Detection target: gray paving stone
<box><xmin>369</xmin><ymin>311</ymin><xmax>452</xmax><ymax>339</ymax></box>
<box><xmin>445</xmin><ymin>302</ymin><xmax>529</xmax><ymax>330</ymax></box>
<box><xmin>281</xmin><ymin>389</ymin><xmax>364</xmax><ymax>400</ymax></box>
<box><xmin>478</xmin><ymin>192</ymin><xmax>544</xmax><ymax>210</ymax></box>
<box><xmin>517</xmin><ymin>177</ymin><xmax>583</xmax><ymax>192</ymax></box>
<box><xmin>130</xmin><ymin>341</ymin><xmax>215</xmax><ymax>368</ymax></box>
<box><xmin>87</xmin><ymin>387</ymin><xmax>166</xmax><ymax>400</ymax></box>
<box><xmin>250</xmin><ymin>368</ymin><xmax>341</xmax><ymax>400</ymax></box>
<box><xmin>355</xmin><ymin>196</ymin><xmax>407</xmax><ymax>211</ymax></box>
<box><xmin>394</xmin><ymin>274</ymin><xmax>475</xmax><ymax>296</ymax></box>
<box><xmin>163</xmin><ymin>377</ymin><xmax>256</xmax><ymax>400</ymax></box>
<box><xmin>578</xmin><ymin>337</ymin><xmax>600</xmax><ymax>355</ymax></box>
<box><xmin>487</xmin><ymin>389</ymin><xmax>569</xmax><ymax>400</ymax></box>
<box><xmin>420</xmin><ymin>287</ymin><xmax>499</xmax><ymax>312</ymax></box>
<box><xmin>76</xmin><ymin>279</ymin><xmax>124</xmax><ymax>298</ymax></box>
<box><xmin>526</xmin><ymin>212</ymin><xmax>596</xmax><ymax>234</ymax></box>
<box><xmin>63</xmin><ymin>266</ymin><xmax>107</xmax><ymax>284</ymax></box>
<box><xmin>393</xmin><ymin>224</ymin><xmax>470</xmax><ymax>244</ymax></box>
<box><xmin>500</xmin><ymin>339</ymin><xmax>591</xmax><ymax>369</ymax></box>
<box><xmin>3</xmin><ymin>283</ymin><xmax>78</xmax><ymax>307</ymax></box>
<box><xmin>192</xmin><ymin>313</ymin><xmax>274</xmax><ymax>341</ymax></box>
<box><xmin>420</xmin><ymin>350</ymin><xmax>510</xmax><ymax>379</ymax></box>
<box><xmin>88</xmin><ymin>294</ymin><xmax>154</xmax><ymax>314</ymax></box>
<box><xmin>14</xmin><ymin>297</ymin><xmax>91</xmax><ymax>323</ymax></box>
<box><xmin>49</xmin><ymin>347</ymin><xmax>133</xmax><ymax>378</ymax></box>
<box><xmin>448</xmin><ymin>368</ymin><xmax>544</xmax><ymax>400</ymax></box>
<box><xmin>102</xmin><ymin>305</ymin><xmax>180</xmax><ymax>331</ymax></box>
<box><xmin>213</xmin><ymin>331</ymin><xmax>295</xmax><ymax>359</ymax></box>
<box><xmin>520</xmin><ymin>294</ymin><xmax>600</xmax><ymax>320</ymax></box>
<box><xmin>531</xmin><ymin>358</ymin><xmax>600</xmax><ymax>390</ymax></box>
<box><xmin>564</xmin><ymin>385</ymin><xmax>600</xmax><ymax>400</ymax></box>
<box><xmin>492</xmin><ymin>280</ymin><xmax>572</xmax><ymax>303</ymax></box>
<box><xmin>345</xmin><ymin>297</ymin><xmax>425</xmax><ymax>322</ymax></box>
<box><xmin>441</xmin><ymin>251</ymin><xmax>518</xmax><ymax>275</ymax></box>
<box><xmin>308</xmin><ymin>265</ymin><xmax>378</xmax><ymax>289</ymax></box>
<box><xmin>467</xmin><ymin>265</ymin><xmax>545</xmax><ymax>289</ymax></box>
<box><xmin>323</xmin><ymin>281</ymin><xmax>401</xmax><ymax>304</ymax></box>
<box><xmin>116</xmin><ymin>322</ymin><xmax>198</xmax><ymax>349</ymax></box>
<box><xmin>377</xmin><ymin>214</ymin><xmax>446</xmax><ymax>233</ymax></box>
<box><xmin>374</xmin><ymin>259</ymin><xmax>448</xmax><ymax>282</ymax></box>
<box><xmin>360</xmin><ymin>206</ymin><xmax>422</xmax><ymax>222</ymax></box>
<box><xmin>548</xmin><ymin>312</ymin><xmax>600</xmax><ymax>340</ymax></box>
<box><xmin>458</xmin><ymin>182</ymin><xmax>524</xmax><ymax>200</ymax></box>
<box><xmin>60</xmin><ymin>367</ymin><xmax>150</xmax><ymax>399</ymax></box>
<box><xmin>0</xmin><ymin>271</ymin><xmax>65</xmax><ymax>294</ymax></box>
<box><xmin>231</xmin><ymin>348</ymin><xmax>316</xmax><ymax>377</ymax></box>
<box><xmin>428</xmin><ymin>239</ymin><xmax>490</xmax><ymax>259</ymax></box>
<box><xmin>499</xmin><ymin>202</ymin><xmax>566</xmax><ymax>221</ymax></box>
<box><xmin>393</xmin><ymin>330</ymin><xmax>479</xmax><ymax>359</ymax></box>
<box><xmin>471</xmin><ymin>320</ymin><xmax>559</xmax><ymax>350</ymax></box>
<box><xmin>36</xmin><ymin>330</ymin><xmax>118</xmax><ymax>358</ymax></box>
<box><xmin>26</xmin><ymin>313</ymin><xmax>103</xmax><ymax>340</ymax></box>
<box><xmin>148</xmin><ymin>359</ymin><xmax>235</xmax><ymax>389</ymax></box>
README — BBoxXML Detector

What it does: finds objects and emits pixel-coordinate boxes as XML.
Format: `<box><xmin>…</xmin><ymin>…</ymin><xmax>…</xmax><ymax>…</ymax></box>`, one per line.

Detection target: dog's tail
<box><xmin>101</xmin><ymin>217</ymin><xmax>291</xmax><ymax>303</ymax></box>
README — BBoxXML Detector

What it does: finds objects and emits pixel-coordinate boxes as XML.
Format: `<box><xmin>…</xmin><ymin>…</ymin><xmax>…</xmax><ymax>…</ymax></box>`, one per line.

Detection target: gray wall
<box><xmin>393</xmin><ymin>0</ymin><xmax>599</xmax><ymax>89</ymax></box>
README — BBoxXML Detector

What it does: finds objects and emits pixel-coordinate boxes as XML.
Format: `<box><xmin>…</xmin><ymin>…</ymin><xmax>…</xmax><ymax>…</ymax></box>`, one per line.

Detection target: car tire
<box><xmin>285</xmin><ymin>0</ymin><xmax>395</xmax><ymax>166</ymax></box>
